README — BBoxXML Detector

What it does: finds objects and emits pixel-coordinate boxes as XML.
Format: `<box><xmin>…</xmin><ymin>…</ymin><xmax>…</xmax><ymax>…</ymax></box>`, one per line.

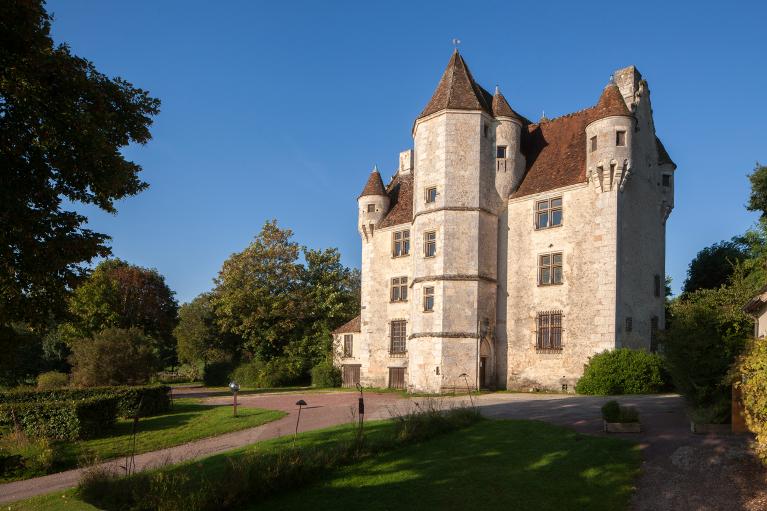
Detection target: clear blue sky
<box><xmin>47</xmin><ymin>0</ymin><xmax>766</xmax><ymax>303</ymax></box>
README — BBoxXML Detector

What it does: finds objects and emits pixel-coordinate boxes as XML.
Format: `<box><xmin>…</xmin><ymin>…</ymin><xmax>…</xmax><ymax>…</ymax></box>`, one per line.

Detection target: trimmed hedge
<box><xmin>576</xmin><ymin>349</ymin><xmax>669</xmax><ymax>395</ymax></box>
<box><xmin>0</xmin><ymin>396</ymin><xmax>118</xmax><ymax>440</ymax></box>
<box><xmin>310</xmin><ymin>360</ymin><xmax>341</xmax><ymax>388</ymax></box>
<box><xmin>0</xmin><ymin>385</ymin><xmax>170</xmax><ymax>418</ymax></box>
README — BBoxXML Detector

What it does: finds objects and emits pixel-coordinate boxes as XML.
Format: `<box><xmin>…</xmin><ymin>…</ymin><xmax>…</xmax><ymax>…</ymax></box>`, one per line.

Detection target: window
<box><xmin>424</xmin><ymin>231</ymin><xmax>436</xmax><ymax>257</ymax></box>
<box><xmin>654</xmin><ymin>275</ymin><xmax>661</xmax><ymax>298</ymax></box>
<box><xmin>590</xmin><ymin>136</ymin><xmax>597</xmax><ymax>152</ymax></box>
<box><xmin>392</xmin><ymin>230</ymin><xmax>410</xmax><ymax>257</ymax></box>
<box><xmin>390</xmin><ymin>320</ymin><xmax>407</xmax><ymax>354</ymax></box>
<box><xmin>483</xmin><ymin>123</ymin><xmax>489</xmax><ymax>138</ymax></box>
<box><xmin>538</xmin><ymin>253</ymin><xmax>563</xmax><ymax>285</ymax></box>
<box><xmin>616</xmin><ymin>130</ymin><xmax>626</xmax><ymax>146</ymax></box>
<box><xmin>625</xmin><ymin>317</ymin><xmax>633</xmax><ymax>332</ymax></box>
<box><xmin>343</xmin><ymin>334</ymin><xmax>353</xmax><ymax>357</ymax></box>
<box><xmin>425</xmin><ymin>186</ymin><xmax>437</xmax><ymax>204</ymax></box>
<box><xmin>535</xmin><ymin>197</ymin><xmax>563</xmax><ymax>229</ymax></box>
<box><xmin>390</xmin><ymin>277</ymin><xmax>408</xmax><ymax>302</ymax></box>
<box><xmin>650</xmin><ymin>316</ymin><xmax>659</xmax><ymax>352</ymax></box>
<box><xmin>662</xmin><ymin>174</ymin><xmax>671</xmax><ymax>187</ymax></box>
<box><xmin>367</xmin><ymin>204</ymin><xmax>376</xmax><ymax>213</ymax></box>
<box><xmin>497</xmin><ymin>145</ymin><xmax>507</xmax><ymax>158</ymax></box>
<box><xmin>423</xmin><ymin>286</ymin><xmax>434</xmax><ymax>312</ymax></box>
<box><xmin>536</xmin><ymin>311</ymin><xmax>562</xmax><ymax>351</ymax></box>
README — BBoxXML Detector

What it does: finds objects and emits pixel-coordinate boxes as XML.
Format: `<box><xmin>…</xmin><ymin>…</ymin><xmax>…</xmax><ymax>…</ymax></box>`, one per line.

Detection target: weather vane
<box><xmin>452</xmin><ymin>38</ymin><xmax>461</xmax><ymax>50</ymax></box>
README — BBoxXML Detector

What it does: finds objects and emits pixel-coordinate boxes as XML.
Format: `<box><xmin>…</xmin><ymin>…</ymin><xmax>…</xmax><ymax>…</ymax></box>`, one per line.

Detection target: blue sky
<box><xmin>47</xmin><ymin>0</ymin><xmax>766</xmax><ymax>303</ymax></box>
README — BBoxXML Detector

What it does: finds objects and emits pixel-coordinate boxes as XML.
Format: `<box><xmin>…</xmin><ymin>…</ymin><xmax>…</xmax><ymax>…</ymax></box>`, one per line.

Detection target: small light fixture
<box><xmin>229</xmin><ymin>381</ymin><xmax>240</xmax><ymax>417</ymax></box>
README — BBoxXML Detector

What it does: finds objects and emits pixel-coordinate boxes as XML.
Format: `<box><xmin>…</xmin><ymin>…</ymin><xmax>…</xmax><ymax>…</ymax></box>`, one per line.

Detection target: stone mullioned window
<box><xmin>536</xmin><ymin>311</ymin><xmax>563</xmax><ymax>351</ymax></box>
<box><xmin>538</xmin><ymin>252</ymin><xmax>563</xmax><ymax>285</ymax></box>
<box><xmin>535</xmin><ymin>197</ymin><xmax>562</xmax><ymax>230</ymax></box>
<box><xmin>390</xmin><ymin>320</ymin><xmax>407</xmax><ymax>356</ymax></box>
<box><xmin>390</xmin><ymin>277</ymin><xmax>408</xmax><ymax>302</ymax></box>
<box><xmin>392</xmin><ymin>229</ymin><xmax>410</xmax><ymax>257</ymax></box>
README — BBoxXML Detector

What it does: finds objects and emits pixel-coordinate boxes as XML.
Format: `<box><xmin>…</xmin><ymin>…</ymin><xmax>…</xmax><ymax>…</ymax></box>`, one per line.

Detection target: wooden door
<box><xmin>480</xmin><ymin>357</ymin><xmax>487</xmax><ymax>389</ymax></box>
<box><xmin>388</xmin><ymin>367</ymin><xmax>405</xmax><ymax>390</ymax></box>
<box><xmin>342</xmin><ymin>365</ymin><xmax>360</xmax><ymax>387</ymax></box>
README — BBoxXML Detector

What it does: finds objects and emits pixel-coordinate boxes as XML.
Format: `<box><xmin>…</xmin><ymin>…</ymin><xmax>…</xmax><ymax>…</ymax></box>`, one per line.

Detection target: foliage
<box><xmin>231</xmin><ymin>357</ymin><xmax>305</xmax><ymax>388</ymax></box>
<box><xmin>0</xmin><ymin>430</ymin><xmax>54</xmax><ymax>482</ymax></box>
<box><xmin>69</xmin><ymin>328</ymin><xmax>160</xmax><ymax>387</ymax></box>
<box><xmin>36</xmin><ymin>371</ymin><xmax>68</xmax><ymax>390</ymax></box>
<box><xmin>175</xmin><ymin>293</ymin><xmax>237</xmax><ymax>367</ymax></box>
<box><xmin>575</xmin><ymin>349</ymin><xmax>668</xmax><ymax>395</ymax></box>
<box><xmin>663</xmin><ymin>266</ymin><xmax>758</xmax><ymax>423</ymax></box>
<box><xmin>601</xmin><ymin>400</ymin><xmax>639</xmax><ymax>423</ymax></box>
<box><xmin>310</xmin><ymin>360</ymin><xmax>341</xmax><ymax>388</ymax></box>
<box><xmin>0</xmin><ymin>396</ymin><xmax>117</xmax><ymax>440</ymax></box>
<box><xmin>78</xmin><ymin>404</ymin><xmax>482</xmax><ymax>511</ymax></box>
<box><xmin>736</xmin><ymin>338</ymin><xmax>767</xmax><ymax>463</ymax></box>
<box><xmin>0</xmin><ymin>325</ymin><xmax>44</xmax><ymax>387</ymax></box>
<box><xmin>682</xmin><ymin>238</ymin><xmax>748</xmax><ymax>294</ymax></box>
<box><xmin>63</xmin><ymin>260</ymin><xmax>179</xmax><ymax>366</ymax></box>
<box><xmin>0</xmin><ymin>0</ymin><xmax>160</xmax><ymax>327</ymax></box>
<box><xmin>746</xmin><ymin>163</ymin><xmax>767</xmax><ymax>219</ymax></box>
<box><xmin>0</xmin><ymin>385</ymin><xmax>170</xmax><ymax>419</ymax></box>
<box><xmin>203</xmin><ymin>361</ymin><xmax>235</xmax><ymax>387</ymax></box>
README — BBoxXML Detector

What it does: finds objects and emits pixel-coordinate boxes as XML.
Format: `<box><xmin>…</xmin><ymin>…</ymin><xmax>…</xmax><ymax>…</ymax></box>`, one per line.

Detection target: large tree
<box><xmin>682</xmin><ymin>238</ymin><xmax>749</xmax><ymax>294</ymax></box>
<box><xmin>175</xmin><ymin>292</ymin><xmax>239</xmax><ymax>367</ymax></box>
<box><xmin>0</xmin><ymin>0</ymin><xmax>160</xmax><ymax>327</ymax></box>
<box><xmin>63</xmin><ymin>259</ymin><xmax>178</xmax><ymax>366</ymax></box>
<box><xmin>747</xmin><ymin>162</ymin><xmax>767</xmax><ymax>218</ymax></box>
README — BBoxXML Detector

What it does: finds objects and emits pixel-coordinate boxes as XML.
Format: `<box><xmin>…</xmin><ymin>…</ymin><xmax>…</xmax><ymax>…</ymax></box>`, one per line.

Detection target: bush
<box><xmin>70</xmin><ymin>328</ymin><xmax>159</xmax><ymax>387</ymax></box>
<box><xmin>203</xmin><ymin>361</ymin><xmax>234</xmax><ymax>387</ymax></box>
<box><xmin>601</xmin><ymin>400</ymin><xmax>639</xmax><ymax>423</ymax></box>
<box><xmin>575</xmin><ymin>349</ymin><xmax>668</xmax><ymax>395</ymax></box>
<box><xmin>229</xmin><ymin>357</ymin><xmax>305</xmax><ymax>388</ymax></box>
<box><xmin>0</xmin><ymin>385</ymin><xmax>170</xmax><ymax>418</ymax></box>
<box><xmin>36</xmin><ymin>371</ymin><xmax>69</xmax><ymax>390</ymax></box>
<box><xmin>0</xmin><ymin>430</ymin><xmax>54</xmax><ymax>479</ymax></box>
<box><xmin>310</xmin><ymin>360</ymin><xmax>341</xmax><ymax>388</ymax></box>
<box><xmin>0</xmin><ymin>396</ymin><xmax>117</xmax><ymax>440</ymax></box>
<box><xmin>737</xmin><ymin>338</ymin><xmax>767</xmax><ymax>463</ymax></box>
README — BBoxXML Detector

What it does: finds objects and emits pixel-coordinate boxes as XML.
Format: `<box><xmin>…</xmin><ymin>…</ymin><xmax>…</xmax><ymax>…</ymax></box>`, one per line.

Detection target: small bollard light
<box><xmin>229</xmin><ymin>381</ymin><xmax>240</xmax><ymax>417</ymax></box>
<box><xmin>356</xmin><ymin>383</ymin><xmax>365</xmax><ymax>430</ymax></box>
<box><xmin>294</xmin><ymin>399</ymin><xmax>307</xmax><ymax>445</ymax></box>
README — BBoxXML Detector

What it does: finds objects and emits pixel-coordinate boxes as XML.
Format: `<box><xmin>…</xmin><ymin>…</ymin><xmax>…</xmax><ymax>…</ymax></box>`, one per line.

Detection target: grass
<box><xmin>1</xmin><ymin>398</ymin><xmax>284</xmax><ymax>482</ymax></box>
<box><xmin>7</xmin><ymin>419</ymin><xmax>641</xmax><ymax>511</ymax></box>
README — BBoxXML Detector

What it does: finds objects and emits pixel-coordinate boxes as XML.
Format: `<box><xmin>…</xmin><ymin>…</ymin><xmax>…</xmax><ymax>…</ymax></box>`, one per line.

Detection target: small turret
<box><xmin>357</xmin><ymin>166</ymin><xmax>389</xmax><ymax>241</ymax></box>
<box><xmin>586</xmin><ymin>80</ymin><xmax>634</xmax><ymax>192</ymax></box>
<box><xmin>492</xmin><ymin>86</ymin><xmax>526</xmax><ymax>199</ymax></box>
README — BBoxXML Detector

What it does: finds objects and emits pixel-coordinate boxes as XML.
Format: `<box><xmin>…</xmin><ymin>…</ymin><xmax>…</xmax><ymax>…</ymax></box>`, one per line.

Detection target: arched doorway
<box><xmin>479</xmin><ymin>338</ymin><xmax>494</xmax><ymax>389</ymax></box>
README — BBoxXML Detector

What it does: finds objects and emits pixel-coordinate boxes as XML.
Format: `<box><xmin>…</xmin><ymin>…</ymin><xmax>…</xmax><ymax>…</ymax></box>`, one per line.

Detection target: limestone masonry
<box><xmin>333</xmin><ymin>51</ymin><xmax>675</xmax><ymax>393</ymax></box>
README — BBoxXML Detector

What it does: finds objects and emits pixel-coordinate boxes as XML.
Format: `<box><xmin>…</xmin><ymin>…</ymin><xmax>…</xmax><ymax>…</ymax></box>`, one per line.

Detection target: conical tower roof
<box><xmin>417</xmin><ymin>50</ymin><xmax>493</xmax><ymax>120</ymax></box>
<box><xmin>358</xmin><ymin>166</ymin><xmax>386</xmax><ymax>198</ymax></box>
<box><xmin>593</xmin><ymin>82</ymin><xmax>632</xmax><ymax>119</ymax></box>
<box><xmin>492</xmin><ymin>86</ymin><xmax>523</xmax><ymax>122</ymax></box>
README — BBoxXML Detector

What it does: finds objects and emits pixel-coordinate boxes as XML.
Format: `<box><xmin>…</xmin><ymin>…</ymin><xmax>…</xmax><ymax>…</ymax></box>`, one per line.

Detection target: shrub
<box><xmin>203</xmin><ymin>361</ymin><xmax>234</xmax><ymax>387</ymax></box>
<box><xmin>310</xmin><ymin>360</ymin><xmax>341</xmax><ymax>388</ymax></box>
<box><xmin>601</xmin><ymin>400</ymin><xmax>639</xmax><ymax>423</ymax></box>
<box><xmin>737</xmin><ymin>338</ymin><xmax>767</xmax><ymax>463</ymax></box>
<box><xmin>575</xmin><ymin>349</ymin><xmax>668</xmax><ymax>395</ymax></box>
<box><xmin>36</xmin><ymin>371</ymin><xmax>69</xmax><ymax>390</ymax></box>
<box><xmin>70</xmin><ymin>328</ymin><xmax>159</xmax><ymax>387</ymax></box>
<box><xmin>0</xmin><ymin>396</ymin><xmax>117</xmax><ymax>440</ymax></box>
<box><xmin>0</xmin><ymin>385</ymin><xmax>170</xmax><ymax>418</ymax></box>
<box><xmin>0</xmin><ymin>430</ymin><xmax>54</xmax><ymax>479</ymax></box>
<box><xmin>229</xmin><ymin>357</ymin><xmax>305</xmax><ymax>388</ymax></box>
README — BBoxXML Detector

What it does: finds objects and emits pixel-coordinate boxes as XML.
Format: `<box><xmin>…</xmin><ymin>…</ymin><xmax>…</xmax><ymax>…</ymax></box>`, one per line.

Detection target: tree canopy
<box><xmin>747</xmin><ymin>163</ymin><xmax>767</xmax><ymax>218</ymax></box>
<box><xmin>682</xmin><ymin>238</ymin><xmax>749</xmax><ymax>294</ymax></box>
<box><xmin>0</xmin><ymin>0</ymin><xmax>160</xmax><ymax>327</ymax></box>
<box><xmin>175</xmin><ymin>292</ymin><xmax>238</xmax><ymax>367</ymax></box>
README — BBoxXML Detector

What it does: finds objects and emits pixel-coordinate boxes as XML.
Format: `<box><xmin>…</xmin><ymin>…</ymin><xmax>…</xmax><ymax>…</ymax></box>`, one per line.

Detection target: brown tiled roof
<box><xmin>358</xmin><ymin>168</ymin><xmax>386</xmax><ymax>198</ymax></box>
<box><xmin>492</xmin><ymin>88</ymin><xmax>523</xmax><ymax>122</ymax></box>
<box><xmin>379</xmin><ymin>173</ymin><xmax>413</xmax><ymax>228</ymax></box>
<box><xmin>655</xmin><ymin>136</ymin><xmax>676</xmax><ymax>168</ymax></box>
<box><xmin>417</xmin><ymin>50</ymin><xmax>494</xmax><ymax>120</ymax></box>
<box><xmin>333</xmin><ymin>315</ymin><xmax>360</xmax><ymax>334</ymax></box>
<box><xmin>512</xmin><ymin>84</ymin><xmax>633</xmax><ymax>199</ymax></box>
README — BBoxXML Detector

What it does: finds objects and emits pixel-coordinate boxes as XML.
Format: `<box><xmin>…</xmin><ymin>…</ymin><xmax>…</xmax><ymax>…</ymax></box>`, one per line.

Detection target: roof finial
<box><xmin>452</xmin><ymin>38</ymin><xmax>461</xmax><ymax>53</ymax></box>
<box><xmin>495</xmin><ymin>84</ymin><xmax>500</xmax><ymax>95</ymax></box>
<box><xmin>373</xmin><ymin>164</ymin><xmax>378</xmax><ymax>173</ymax></box>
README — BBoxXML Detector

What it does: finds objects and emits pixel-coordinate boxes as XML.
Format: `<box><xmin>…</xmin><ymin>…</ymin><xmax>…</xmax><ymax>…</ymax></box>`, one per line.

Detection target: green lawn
<box><xmin>7</xmin><ymin>419</ymin><xmax>640</xmax><ymax>511</ymax></box>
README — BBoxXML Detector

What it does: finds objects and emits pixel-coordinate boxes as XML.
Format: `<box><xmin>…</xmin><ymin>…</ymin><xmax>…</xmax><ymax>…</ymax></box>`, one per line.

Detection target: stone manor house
<box><xmin>333</xmin><ymin>51</ymin><xmax>676</xmax><ymax>393</ymax></box>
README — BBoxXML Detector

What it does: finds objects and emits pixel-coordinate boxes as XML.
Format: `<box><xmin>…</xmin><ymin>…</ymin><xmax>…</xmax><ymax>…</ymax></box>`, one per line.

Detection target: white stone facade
<box><xmin>334</xmin><ymin>55</ymin><xmax>675</xmax><ymax>393</ymax></box>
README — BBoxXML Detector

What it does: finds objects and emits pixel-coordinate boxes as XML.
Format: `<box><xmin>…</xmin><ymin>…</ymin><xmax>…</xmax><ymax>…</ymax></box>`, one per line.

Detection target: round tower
<box><xmin>357</xmin><ymin>165</ymin><xmax>389</xmax><ymax>240</ymax></box>
<box><xmin>585</xmin><ymin>81</ymin><xmax>635</xmax><ymax>192</ymax></box>
<box><xmin>492</xmin><ymin>86</ymin><xmax>526</xmax><ymax>201</ymax></box>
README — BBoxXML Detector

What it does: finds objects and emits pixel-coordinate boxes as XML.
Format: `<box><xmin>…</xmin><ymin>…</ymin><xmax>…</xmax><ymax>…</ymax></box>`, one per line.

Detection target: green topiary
<box><xmin>310</xmin><ymin>360</ymin><xmax>341</xmax><ymax>388</ymax></box>
<box><xmin>576</xmin><ymin>349</ymin><xmax>669</xmax><ymax>395</ymax></box>
<box><xmin>36</xmin><ymin>371</ymin><xmax>68</xmax><ymax>390</ymax></box>
<box><xmin>600</xmin><ymin>400</ymin><xmax>639</xmax><ymax>423</ymax></box>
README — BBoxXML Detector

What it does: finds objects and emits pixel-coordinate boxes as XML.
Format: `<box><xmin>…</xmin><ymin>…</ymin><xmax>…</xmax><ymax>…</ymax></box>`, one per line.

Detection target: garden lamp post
<box><xmin>356</xmin><ymin>383</ymin><xmax>365</xmax><ymax>430</ymax></box>
<box><xmin>294</xmin><ymin>399</ymin><xmax>307</xmax><ymax>445</ymax></box>
<box><xmin>459</xmin><ymin>373</ymin><xmax>474</xmax><ymax>408</ymax></box>
<box><xmin>229</xmin><ymin>381</ymin><xmax>240</xmax><ymax>417</ymax></box>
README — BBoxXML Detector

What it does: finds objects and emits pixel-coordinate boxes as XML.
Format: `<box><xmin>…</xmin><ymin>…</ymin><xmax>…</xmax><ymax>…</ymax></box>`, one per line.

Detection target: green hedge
<box><xmin>576</xmin><ymin>349</ymin><xmax>669</xmax><ymax>395</ymax></box>
<box><xmin>310</xmin><ymin>360</ymin><xmax>341</xmax><ymax>388</ymax></box>
<box><xmin>0</xmin><ymin>396</ymin><xmax>118</xmax><ymax>440</ymax></box>
<box><xmin>0</xmin><ymin>385</ymin><xmax>170</xmax><ymax>418</ymax></box>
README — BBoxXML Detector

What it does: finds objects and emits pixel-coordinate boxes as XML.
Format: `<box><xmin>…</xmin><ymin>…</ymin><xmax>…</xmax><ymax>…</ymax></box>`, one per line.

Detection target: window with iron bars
<box><xmin>390</xmin><ymin>320</ymin><xmax>407</xmax><ymax>355</ymax></box>
<box><xmin>536</xmin><ymin>310</ymin><xmax>563</xmax><ymax>351</ymax></box>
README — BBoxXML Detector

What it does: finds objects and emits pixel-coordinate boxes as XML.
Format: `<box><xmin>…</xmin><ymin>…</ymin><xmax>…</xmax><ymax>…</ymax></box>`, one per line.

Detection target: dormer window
<box><xmin>425</xmin><ymin>186</ymin><xmax>437</xmax><ymax>204</ymax></box>
<box><xmin>616</xmin><ymin>131</ymin><xmax>626</xmax><ymax>146</ymax></box>
<box><xmin>497</xmin><ymin>145</ymin><xmax>507</xmax><ymax>158</ymax></box>
<box><xmin>367</xmin><ymin>204</ymin><xmax>376</xmax><ymax>213</ymax></box>
<box><xmin>590</xmin><ymin>136</ymin><xmax>597</xmax><ymax>152</ymax></box>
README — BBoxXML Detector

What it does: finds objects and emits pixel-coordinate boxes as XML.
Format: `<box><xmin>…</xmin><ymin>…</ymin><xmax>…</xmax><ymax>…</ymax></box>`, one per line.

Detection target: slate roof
<box><xmin>417</xmin><ymin>50</ymin><xmax>494</xmax><ymax>120</ymax></box>
<box><xmin>378</xmin><ymin>173</ymin><xmax>413</xmax><ymax>228</ymax></box>
<box><xmin>655</xmin><ymin>136</ymin><xmax>676</xmax><ymax>168</ymax></box>
<box><xmin>358</xmin><ymin>168</ymin><xmax>386</xmax><ymax>198</ymax></box>
<box><xmin>333</xmin><ymin>315</ymin><xmax>361</xmax><ymax>334</ymax></box>
<box><xmin>492</xmin><ymin>88</ymin><xmax>524</xmax><ymax>122</ymax></box>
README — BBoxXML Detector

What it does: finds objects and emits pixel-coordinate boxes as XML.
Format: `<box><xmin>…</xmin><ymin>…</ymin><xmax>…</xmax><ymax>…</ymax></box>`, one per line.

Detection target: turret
<box><xmin>585</xmin><ymin>81</ymin><xmax>635</xmax><ymax>193</ymax></box>
<box><xmin>357</xmin><ymin>166</ymin><xmax>389</xmax><ymax>241</ymax></box>
<box><xmin>492</xmin><ymin>86</ymin><xmax>526</xmax><ymax>200</ymax></box>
